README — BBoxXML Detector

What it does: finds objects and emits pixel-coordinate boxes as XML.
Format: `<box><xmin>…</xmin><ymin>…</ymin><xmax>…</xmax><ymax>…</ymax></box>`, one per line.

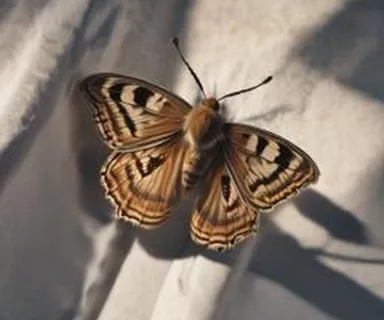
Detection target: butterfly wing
<box><xmin>190</xmin><ymin>152</ymin><xmax>260</xmax><ymax>251</ymax></box>
<box><xmin>190</xmin><ymin>123</ymin><xmax>318</xmax><ymax>251</ymax></box>
<box><xmin>222</xmin><ymin>123</ymin><xmax>319</xmax><ymax>210</ymax></box>
<box><xmin>101</xmin><ymin>137</ymin><xmax>186</xmax><ymax>228</ymax></box>
<box><xmin>80</xmin><ymin>73</ymin><xmax>191</xmax><ymax>150</ymax></box>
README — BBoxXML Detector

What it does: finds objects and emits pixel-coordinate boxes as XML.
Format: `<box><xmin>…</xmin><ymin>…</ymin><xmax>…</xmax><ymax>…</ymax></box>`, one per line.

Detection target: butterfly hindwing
<box><xmin>100</xmin><ymin>138</ymin><xmax>186</xmax><ymax>228</ymax></box>
<box><xmin>191</xmin><ymin>153</ymin><xmax>260</xmax><ymax>251</ymax></box>
<box><xmin>80</xmin><ymin>73</ymin><xmax>191</xmax><ymax>150</ymax></box>
<box><xmin>223</xmin><ymin>123</ymin><xmax>320</xmax><ymax>211</ymax></box>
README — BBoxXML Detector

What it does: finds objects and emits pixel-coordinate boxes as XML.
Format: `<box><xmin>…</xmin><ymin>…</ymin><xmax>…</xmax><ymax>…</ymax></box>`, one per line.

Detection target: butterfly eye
<box><xmin>212</xmin><ymin>101</ymin><xmax>220</xmax><ymax>111</ymax></box>
<box><xmin>202</xmin><ymin>98</ymin><xmax>220</xmax><ymax>111</ymax></box>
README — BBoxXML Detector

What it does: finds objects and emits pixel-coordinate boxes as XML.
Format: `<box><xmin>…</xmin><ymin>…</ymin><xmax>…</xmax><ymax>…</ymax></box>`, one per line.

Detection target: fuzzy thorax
<box><xmin>183</xmin><ymin>98</ymin><xmax>223</xmax><ymax>150</ymax></box>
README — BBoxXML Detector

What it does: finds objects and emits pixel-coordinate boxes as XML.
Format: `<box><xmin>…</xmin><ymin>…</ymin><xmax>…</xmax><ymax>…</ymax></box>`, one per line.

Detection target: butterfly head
<box><xmin>201</xmin><ymin>97</ymin><xmax>220</xmax><ymax>112</ymax></box>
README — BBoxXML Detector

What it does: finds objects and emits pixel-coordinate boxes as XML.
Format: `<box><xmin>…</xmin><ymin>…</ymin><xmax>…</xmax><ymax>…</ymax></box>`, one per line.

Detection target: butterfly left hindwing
<box><xmin>191</xmin><ymin>151</ymin><xmax>260</xmax><ymax>251</ymax></box>
<box><xmin>101</xmin><ymin>138</ymin><xmax>186</xmax><ymax>228</ymax></box>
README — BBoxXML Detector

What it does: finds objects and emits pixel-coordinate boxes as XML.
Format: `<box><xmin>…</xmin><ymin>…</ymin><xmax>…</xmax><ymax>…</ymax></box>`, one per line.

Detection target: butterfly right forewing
<box><xmin>80</xmin><ymin>73</ymin><xmax>191</xmax><ymax>151</ymax></box>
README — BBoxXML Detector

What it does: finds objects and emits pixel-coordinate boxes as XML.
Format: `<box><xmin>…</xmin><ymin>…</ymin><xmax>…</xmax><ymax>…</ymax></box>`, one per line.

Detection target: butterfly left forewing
<box><xmin>222</xmin><ymin>123</ymin><xmax>319</xmax><ymax>211</ymax></box>
<box><xmin>190</xmin><ymin>152</ymin><xmax>260</xmax><ymax>251</ymax></box>
<box><xmin>101</xmin><ymin>137</ymin><xmax>186</xmax><ymax>228</ymax></box>
<box><xmin>80</xmin><ymin>73</ymin><xmax>191</xmax><ymax>150</ymax></box>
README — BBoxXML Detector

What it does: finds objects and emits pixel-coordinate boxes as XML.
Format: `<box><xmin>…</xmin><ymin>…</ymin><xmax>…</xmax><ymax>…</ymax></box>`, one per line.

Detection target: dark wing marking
<box><xmin>222</xmin><ymin>123</ymin><xmax>319</xmax><ymax>211</ymax></box>
<box><xmin>191</xmin><ymin>153</ymin><xmax>260</xmax><ymax>251</ymax></box>
<box><xmin>80</xmin><ymin>73</ymin><xmax>191</xmax><ymax>151</ymax></box>
<box><xmin>101</xmin><ymin>138</ymin><xmax>186</xmax><ymax>227</ymax></box>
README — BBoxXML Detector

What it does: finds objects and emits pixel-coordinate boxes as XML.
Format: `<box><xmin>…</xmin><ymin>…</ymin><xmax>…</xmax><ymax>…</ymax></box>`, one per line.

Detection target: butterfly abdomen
<box><xmin>183</xmin><ymin>102</ymin><xmax>223</xmax><ymax>150</ymax></box>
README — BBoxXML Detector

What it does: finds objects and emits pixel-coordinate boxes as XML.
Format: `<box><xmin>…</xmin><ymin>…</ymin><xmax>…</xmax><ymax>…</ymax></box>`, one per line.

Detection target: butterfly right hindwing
<box><xmin>191</xmin><ymin>150</ymin><xmax>260</xmax><ymax>251</ymax></box>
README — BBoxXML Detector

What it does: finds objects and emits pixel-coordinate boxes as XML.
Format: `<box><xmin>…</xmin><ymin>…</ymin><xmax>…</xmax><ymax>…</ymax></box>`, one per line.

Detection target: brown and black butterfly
<box><xmin>79</xmin><ymin>38</ymin><xmax>319</xmax><ymax>251</ymax></box>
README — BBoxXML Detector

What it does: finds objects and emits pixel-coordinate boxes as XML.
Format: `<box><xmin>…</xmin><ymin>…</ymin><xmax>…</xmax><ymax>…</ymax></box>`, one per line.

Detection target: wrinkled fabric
<box><xmin>1</xmin><ymin>1</ymin><xmax>384</xmax><ymax>320</ymax></box>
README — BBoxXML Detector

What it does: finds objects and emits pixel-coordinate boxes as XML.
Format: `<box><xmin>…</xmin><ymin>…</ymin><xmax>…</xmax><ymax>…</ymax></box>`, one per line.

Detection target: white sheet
<box><xmin>0</xmin><ymin>1</ymin><xmax>383</xmax><ymax>319</ymax></box>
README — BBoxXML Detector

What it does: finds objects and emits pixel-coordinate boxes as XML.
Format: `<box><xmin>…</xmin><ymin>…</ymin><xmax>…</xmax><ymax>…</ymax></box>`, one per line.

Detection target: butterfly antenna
<box><xmin>218</xmin><ymin>76</ymin><xmax>273</xmax><ymax>102</ymax></box>
<box><xmin>172</xmin><ymin>37</ymin><xmax>207</xmax><ymax>98</ymax></box>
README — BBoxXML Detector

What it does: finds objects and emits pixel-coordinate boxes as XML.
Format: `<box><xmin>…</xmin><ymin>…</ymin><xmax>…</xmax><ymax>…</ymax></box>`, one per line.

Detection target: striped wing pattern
<box><xmin>80</xmin><ymin>73</ymin><xmax>191</xmax><ymax>151</ymax></box>
<box><xmin>81</xmin><ymin>73</ymin><xmax>320</xmax><ymax>251</ymax></box>
<box><xmin>189</xmin><ymin>124</ymin><xmax>319</xmax><ymax>250</ymax></box>
<box><xmin>223</xmin><ymin>123</ymin><xmax>320</xmax><ymax>210</ymax></box>
<box><xmin>191</xmin><ymin>154</ymin><xmax>261</xmax><ymax>251</ymax></box>
<box><xmin>101</xmin><ymin>139</ymin><xmax>186</xmax><ymax>228</ymax></box>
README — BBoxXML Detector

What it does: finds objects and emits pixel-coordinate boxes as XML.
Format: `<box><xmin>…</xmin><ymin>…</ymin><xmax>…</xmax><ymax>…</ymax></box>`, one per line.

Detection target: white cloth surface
<box><xmin>0</xmin><ymin>0</ymin><xmax>384</xmax><ymax>319</ymax></box>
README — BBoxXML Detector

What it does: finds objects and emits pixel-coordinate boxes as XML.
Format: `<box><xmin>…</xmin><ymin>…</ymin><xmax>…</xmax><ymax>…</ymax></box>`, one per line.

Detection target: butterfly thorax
<box><xmin>183</xmin><ymin>98</ymin><xmax>223</xmax><ymax>150</ymax></box>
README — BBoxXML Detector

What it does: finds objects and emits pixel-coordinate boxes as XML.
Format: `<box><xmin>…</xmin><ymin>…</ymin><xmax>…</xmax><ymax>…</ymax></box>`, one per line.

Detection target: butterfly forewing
<box><xmin>101</xmin><ymin>138</ymin><xmax>186</xmax><ymax>228</ymax></box>
<box><xmin>80</xmin><ymin>73</ymin><xmax>191</xmax><ymax>150</ymax></box>
<box><xmin>191</xmin><ymin>153</ymin><xmax>260</xmax><ymax>251</ymax></box>
<box><xmin>223</xmin><ymin>123</ymin><xmax>319</xmax><ymax>211</ymax></box>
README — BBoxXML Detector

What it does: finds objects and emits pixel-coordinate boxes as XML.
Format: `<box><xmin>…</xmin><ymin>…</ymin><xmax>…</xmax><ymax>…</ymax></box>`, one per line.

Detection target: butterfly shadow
<box><xmin>136</xmin><ymin>196</ymin><xmax>197</xmax><ymax>258</ymax></box>
<box><xmin>205</xmin><ymin>190</ymin><xmax>384</xmax><ymax>320</ymax></box>
<box><xmin>295</xmin><ymin>189</ymin><xmax>370</xmax><ymax>245</ymax></box>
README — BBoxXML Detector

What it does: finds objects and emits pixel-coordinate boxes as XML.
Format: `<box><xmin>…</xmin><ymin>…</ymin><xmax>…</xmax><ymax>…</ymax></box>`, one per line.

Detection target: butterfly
<box><xmin>79</xmin><ymin>38</ymin><xmax>319</xmax><ymax>251</ymax></box>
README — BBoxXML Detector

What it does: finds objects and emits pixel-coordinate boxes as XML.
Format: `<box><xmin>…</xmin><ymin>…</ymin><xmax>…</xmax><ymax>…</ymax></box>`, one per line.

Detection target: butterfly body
<box><xmin>80</xmin><ymin>73</ymin><xmax>319</xmax><ymax>251</ymax></box>
<box><xmin>183</xmin><ymin>98</ymin><xmax>223</xmax><ymax>150</ymax></box>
